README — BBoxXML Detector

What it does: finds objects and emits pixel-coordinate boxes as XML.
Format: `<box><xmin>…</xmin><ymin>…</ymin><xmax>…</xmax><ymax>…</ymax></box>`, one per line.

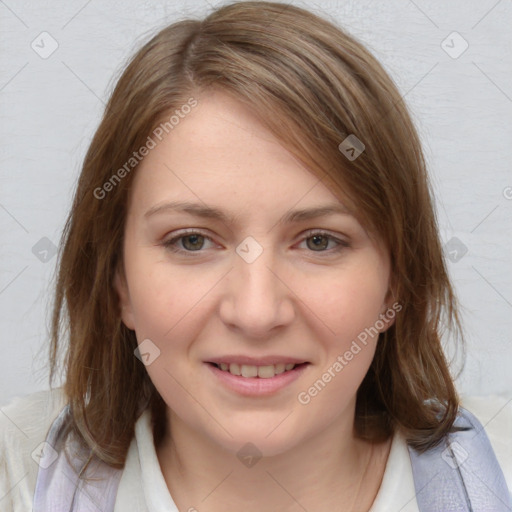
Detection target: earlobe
<box><xmin>379</xmin><ymin>287</ymin><xmax>399</xmax><ymax>332</ymax></box>
<box><xmin>378</xmin><ymin>306</ymin><xmax>396</xmax><ymax>332</ymax></box>
<box><xmin>114</xmin><ymin>268</ymin><xmax>136</xmax><ymax>330</ymax></box>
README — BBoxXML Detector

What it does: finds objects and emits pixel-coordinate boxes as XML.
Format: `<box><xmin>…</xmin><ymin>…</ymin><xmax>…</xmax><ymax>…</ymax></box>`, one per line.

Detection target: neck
<box><xmin>155</xmin><ymin>402</ymin><xmax>392</xmax><ymax>512</ymax></box>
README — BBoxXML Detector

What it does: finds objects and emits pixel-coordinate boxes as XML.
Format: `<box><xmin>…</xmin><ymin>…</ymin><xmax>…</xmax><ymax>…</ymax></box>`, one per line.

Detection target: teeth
<box><xmin>274</xmin><ymin>363</ymin><xmax>286</xmax><ymax>374</ymax></box>
<box><xmin>257</xmin><ymin>365</ymin><xmax>276</xmax><ymax>378</ymax></box>
<box><xmin>240</xmin><ymin>365</ymin><xmax>257</xmax><ymax>378</ymax></box>
<box><xmin>230</xmin><ymin>363</ymin><xmax>241</xmax><ymax>376</ymax></box>
<box><xmin>216</xmin><ymin>362</ymin><xmax>299</xmax><ymax>378</ymax></box>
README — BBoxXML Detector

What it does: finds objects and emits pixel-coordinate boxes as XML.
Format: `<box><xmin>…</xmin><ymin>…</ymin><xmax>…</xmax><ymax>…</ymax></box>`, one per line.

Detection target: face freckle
<box><xmin>114</xmin><ymin>89</ymin><xmax>394</xmax><ymax>458</ymax></box>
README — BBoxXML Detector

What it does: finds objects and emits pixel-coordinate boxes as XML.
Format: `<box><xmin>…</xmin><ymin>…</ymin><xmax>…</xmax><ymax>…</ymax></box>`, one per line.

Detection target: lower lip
<box><xmin>206</xmin><ymin>362</ymin><xmax>310</xmax><ymax>396</ymax></box>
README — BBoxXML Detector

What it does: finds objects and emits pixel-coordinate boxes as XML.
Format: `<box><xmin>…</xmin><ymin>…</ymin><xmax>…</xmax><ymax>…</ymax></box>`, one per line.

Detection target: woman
<box><xmin>1</xmin><ymin>2</ymin><xmax>510</xmax><ymax>511</ymax></box>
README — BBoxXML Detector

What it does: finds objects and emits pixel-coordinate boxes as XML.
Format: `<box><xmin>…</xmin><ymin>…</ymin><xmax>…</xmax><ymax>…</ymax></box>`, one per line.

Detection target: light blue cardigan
<box><xmin>33</xmin><ymin>405</ymin><xmax>512</xmax><ymax>511</ymax></box>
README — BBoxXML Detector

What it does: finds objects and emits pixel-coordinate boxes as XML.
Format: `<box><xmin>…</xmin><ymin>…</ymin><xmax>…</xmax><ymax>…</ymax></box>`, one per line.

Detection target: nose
<box><xmin>218</xmin><ymin>241</ymin><xmax>295</xmax><ymax>338</ymax></box>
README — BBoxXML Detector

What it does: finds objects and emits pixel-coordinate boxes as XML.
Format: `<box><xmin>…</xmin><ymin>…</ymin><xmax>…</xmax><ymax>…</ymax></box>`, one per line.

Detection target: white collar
<box><xmin>115</xmin><ymin>408</ymin><xmax>418</xmax><ymax>512</ymax></box>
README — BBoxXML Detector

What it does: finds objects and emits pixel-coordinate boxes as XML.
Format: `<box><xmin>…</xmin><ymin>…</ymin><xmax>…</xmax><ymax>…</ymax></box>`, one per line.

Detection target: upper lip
<box><xmin>206</xmin><ymin>356</ymin><xmax>309</xmax><ymax>366</ymax></box>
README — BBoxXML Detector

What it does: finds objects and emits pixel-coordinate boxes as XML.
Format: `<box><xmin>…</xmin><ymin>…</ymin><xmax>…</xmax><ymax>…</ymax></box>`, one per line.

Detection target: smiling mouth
<box><xmin>208</xmin><ymin>362</ymin><xmax>309</xmax><ymax>379</ymax></box>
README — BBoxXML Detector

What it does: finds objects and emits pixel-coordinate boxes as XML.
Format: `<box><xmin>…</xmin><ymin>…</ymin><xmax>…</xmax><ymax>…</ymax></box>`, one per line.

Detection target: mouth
<box><xmin>206</xmin><ymin>361</ymin><xmax>310</xmax><ymax>379</ymax></box>
<box><xmin>205</xmin><ymin>359</ymin><xmax>310</xmax><ymax>396</ymax></box>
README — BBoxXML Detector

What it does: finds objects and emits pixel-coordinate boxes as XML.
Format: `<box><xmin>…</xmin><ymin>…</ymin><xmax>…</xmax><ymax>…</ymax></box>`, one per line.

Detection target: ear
<box><xmin>114</xmin><ymin>267</ymin><xmax>136</xmax><ymax>330</ymax></box>
<box><xmin>378</xmin><ymin>285</ymin><xmax>400</xmax><ymax>333</ymax></box>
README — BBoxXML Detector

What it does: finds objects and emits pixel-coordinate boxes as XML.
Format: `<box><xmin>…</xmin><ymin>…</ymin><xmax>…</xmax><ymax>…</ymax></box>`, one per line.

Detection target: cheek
<box><xmin>295</xmin><ymin>267</ymin><xmax>385</xmax><ymax>417</ymax></box>
<box><xmin>124</xmin><ymin>251</ymin><xmax>202</xmax><ymax>334</ymax></box>
<box><xmin>298</xmin><ymin>261</ymin><xmax>388</xmax><ymax>343</ymax></box>
<box><xmin>126</xmin><ymin>259</ymin><xmax>214</xmax><ymax>406</ymax></box>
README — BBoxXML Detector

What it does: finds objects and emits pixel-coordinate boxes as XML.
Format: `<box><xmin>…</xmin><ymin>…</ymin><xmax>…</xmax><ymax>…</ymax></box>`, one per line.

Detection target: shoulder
<box><xmin>0</xmin><ymin>387</ymin><xmax>67</xmax><ymax>511</ymax></box>
<box><xmin>460</xmin><ymin>393</ymin><xmax>512</xmax><ymax>491</ymax></box>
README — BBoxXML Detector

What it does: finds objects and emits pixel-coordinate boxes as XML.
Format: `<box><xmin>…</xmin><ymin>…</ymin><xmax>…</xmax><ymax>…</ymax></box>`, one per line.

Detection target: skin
<box><xmin>115</xmin><ymin>89</ymin><xmax>395</xmax><ymax>511</ymax></box>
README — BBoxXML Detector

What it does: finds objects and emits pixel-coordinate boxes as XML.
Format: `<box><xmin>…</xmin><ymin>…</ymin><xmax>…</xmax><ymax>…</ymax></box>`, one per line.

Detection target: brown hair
<box><xmin>50</xmin><ymin>0</ymin><xmax>465</xmax><ymax>468</ymax></box>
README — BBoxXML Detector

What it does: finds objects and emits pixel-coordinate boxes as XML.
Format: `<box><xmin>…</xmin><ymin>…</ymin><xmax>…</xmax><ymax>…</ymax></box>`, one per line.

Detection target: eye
<box><xmin>163</xmin><ymin>230</ymin><xmax>216</xmax><ymax>253</ymax></box>
<box><xmin>162</xmin><ymin>229</ymin><xmax>349</xmax><ymax>256</ymax></box>
<box><xmin>299</xmin><ymin>230</ymin><xmax>349</xmax><ymax>253</ymax></box>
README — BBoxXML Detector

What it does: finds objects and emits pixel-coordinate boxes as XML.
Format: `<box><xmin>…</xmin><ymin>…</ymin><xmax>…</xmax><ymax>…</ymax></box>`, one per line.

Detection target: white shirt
<box><xmin>1</xmin><ymin>388</ymin><xmax>511</xmax><ymax>511</ymax></box>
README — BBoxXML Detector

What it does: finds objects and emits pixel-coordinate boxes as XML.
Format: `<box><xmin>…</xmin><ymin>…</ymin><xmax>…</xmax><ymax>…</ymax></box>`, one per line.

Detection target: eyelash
<box><xmin>162</xmin><ymin>229</ymin><xmax>350</xmax><ymax>256</ymax></box>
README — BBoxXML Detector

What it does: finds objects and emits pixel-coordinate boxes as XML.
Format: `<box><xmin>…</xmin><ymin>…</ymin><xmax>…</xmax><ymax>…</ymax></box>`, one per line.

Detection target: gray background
<box><xmin>1</xmin><ymin>0</ymin><xmax>511</xmax><ymax>406</ymax></box>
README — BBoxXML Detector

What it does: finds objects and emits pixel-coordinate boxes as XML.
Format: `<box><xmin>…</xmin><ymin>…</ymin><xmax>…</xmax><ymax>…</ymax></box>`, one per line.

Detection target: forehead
<box><xmin>128</xmin><ymin>90</ymin><xmax>346</xmax><ymax>218</ymax></box>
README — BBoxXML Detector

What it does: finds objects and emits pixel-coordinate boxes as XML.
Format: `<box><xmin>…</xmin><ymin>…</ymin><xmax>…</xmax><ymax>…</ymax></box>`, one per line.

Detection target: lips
<box><xmin>206</xmin><ymin>359</ymin><xmax>310</xmax><ymax>395</ymax></box>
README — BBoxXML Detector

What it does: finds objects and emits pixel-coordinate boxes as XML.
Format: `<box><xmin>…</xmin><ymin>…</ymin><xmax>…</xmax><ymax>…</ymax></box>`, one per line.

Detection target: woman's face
<box><xmin>116</xmin><ymin>90</ymin><xmax>395</xmax><ymax>457</ymax></box>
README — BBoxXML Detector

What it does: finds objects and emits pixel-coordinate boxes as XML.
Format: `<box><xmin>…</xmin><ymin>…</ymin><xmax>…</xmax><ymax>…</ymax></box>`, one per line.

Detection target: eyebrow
<box><xmin>144</xmin><ymin>200</ymin><xmax>353</xmax><ymax>225</ymax></box>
